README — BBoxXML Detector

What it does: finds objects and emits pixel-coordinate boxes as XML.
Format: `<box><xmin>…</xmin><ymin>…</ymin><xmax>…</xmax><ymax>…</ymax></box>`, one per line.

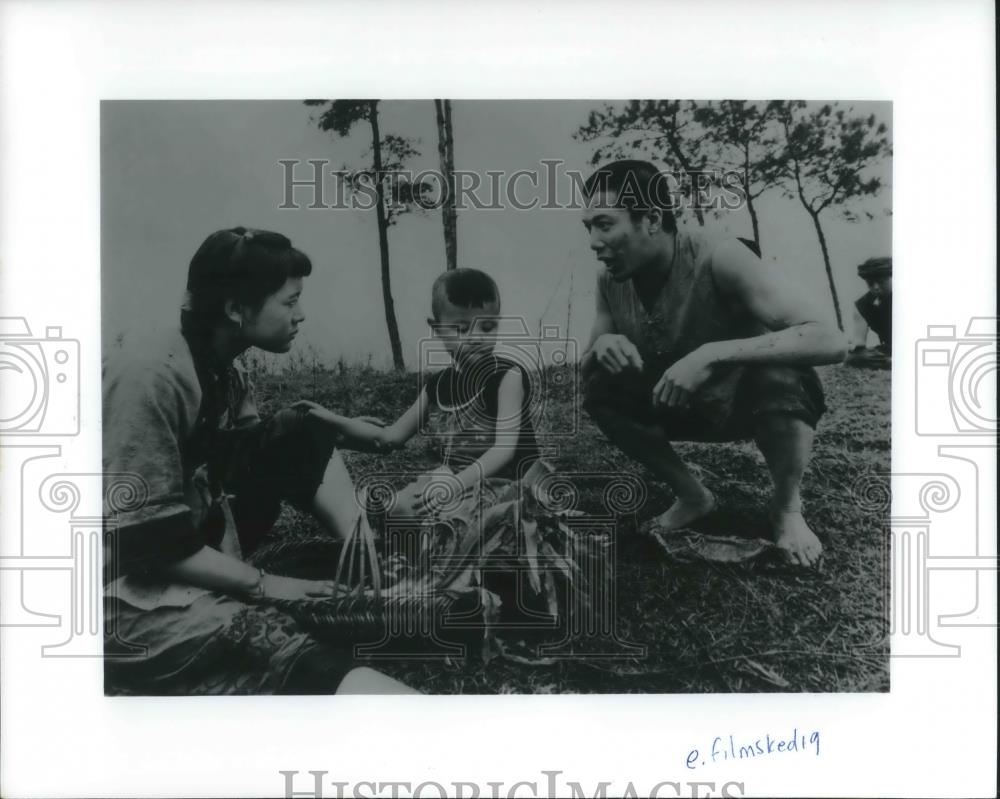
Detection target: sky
<box><xmin>101</xmin><ymin>100</ymin><xmax>892</xmax><ymax>369</ymax></box>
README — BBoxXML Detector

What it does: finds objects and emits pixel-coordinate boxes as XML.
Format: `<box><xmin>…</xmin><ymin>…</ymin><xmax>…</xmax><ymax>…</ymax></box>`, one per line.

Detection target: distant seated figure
<box><xmin>847</xmin><ymin>257</ymin><xmax>892</xmax><ymax>368</ymax></box>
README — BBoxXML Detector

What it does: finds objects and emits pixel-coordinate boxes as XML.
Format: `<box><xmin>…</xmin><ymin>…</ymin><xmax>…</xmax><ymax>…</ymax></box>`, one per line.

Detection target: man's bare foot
<box><xmin>772</xmin><ymin>510</ymin><xmax>823</xmax><ymax>567</ymax></box>
<box><xmin>646</xmin><ymin>489</ymin><xmax>717</xmax><ymax>534</ymax></box>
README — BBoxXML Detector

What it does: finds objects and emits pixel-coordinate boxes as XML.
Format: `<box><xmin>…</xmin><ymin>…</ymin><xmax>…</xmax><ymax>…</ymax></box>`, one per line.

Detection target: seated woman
<box><xmin>103</xmin><ymin>226</ymin><xmax>415</xmax><ymax>695</ymax></box>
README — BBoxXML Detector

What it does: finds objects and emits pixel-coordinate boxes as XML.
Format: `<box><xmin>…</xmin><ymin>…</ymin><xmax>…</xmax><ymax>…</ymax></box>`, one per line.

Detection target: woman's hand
<box><xmin>259</xmin><ymin>574</ymin><xmax>342</xmax><ymax>601</ymax></box>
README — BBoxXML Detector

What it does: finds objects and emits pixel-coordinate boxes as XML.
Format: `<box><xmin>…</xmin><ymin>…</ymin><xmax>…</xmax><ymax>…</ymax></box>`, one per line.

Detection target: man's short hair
<box><xmin>431</xmin><ymin>268</ymin><xmax>500</xmax><ymax>320</ymax></box>
<box><xmin>583</xmin><ymin>159</ymin><xmax>678</xmax><ymax>233</ymax></box>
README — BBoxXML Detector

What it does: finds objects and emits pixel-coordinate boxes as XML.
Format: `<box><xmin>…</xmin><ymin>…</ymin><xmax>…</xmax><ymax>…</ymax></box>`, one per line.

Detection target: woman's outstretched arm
<box><xmin>158</xmin><ymin>545</ymin><xmax>341</xmax><ymax>601</ymax></box>
<box><xmin>292</xmin><ymin>388</ymin><xmax>427</xmax><ymax>452</ymax></box>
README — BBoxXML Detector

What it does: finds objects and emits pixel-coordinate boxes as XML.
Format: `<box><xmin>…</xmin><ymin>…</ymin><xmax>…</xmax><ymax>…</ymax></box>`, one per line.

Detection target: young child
<box><xmin>375</xmin><ymin>268</ymin><xmax>542</xmax><ymax>517</ymax></box>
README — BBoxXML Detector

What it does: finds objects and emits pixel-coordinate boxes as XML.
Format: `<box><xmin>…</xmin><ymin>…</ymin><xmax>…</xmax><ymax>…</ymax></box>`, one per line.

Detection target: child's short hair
<box><xmin>431</xmin><ymin>268</ymin><xmax>500</xmax><ymax>320</ymax></box>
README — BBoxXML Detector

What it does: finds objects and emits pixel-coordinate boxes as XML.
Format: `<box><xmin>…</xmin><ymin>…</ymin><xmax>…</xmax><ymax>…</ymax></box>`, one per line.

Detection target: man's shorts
<box><xmin>582</xmin><ymin>355</ymin><xmax>826</xmax><ymax>443</ymax></box>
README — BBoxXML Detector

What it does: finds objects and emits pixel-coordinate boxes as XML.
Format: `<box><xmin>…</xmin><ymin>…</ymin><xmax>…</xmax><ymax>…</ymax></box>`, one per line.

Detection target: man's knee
<box><xmin>581</xmin><ymin>365</ymin><xmax>614</xmax><ymax>411</ymax></box>
<box><xmin>738</xmin><ymin>366</ymin><xmax>826</xmax><ymax>428</ymax></box>
<box><xmin>743</xmin><ymin>365</ymin><xmax>802</xmax><ymax>393</ymax></box>
<box><xmin>581</xmin><ymin>365</ymin><xmax>656</xmax><ymax>421</ymax></box>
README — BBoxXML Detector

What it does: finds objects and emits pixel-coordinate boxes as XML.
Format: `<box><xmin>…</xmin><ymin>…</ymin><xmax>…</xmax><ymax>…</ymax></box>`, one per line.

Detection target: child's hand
<box><xmin>357</xmin><ymin>417</ymin><xmax>401</xmax><ymax>451</ymax></box>
<box><xmin>339</xmin><ymin>418</ymin><xmax>394</xmax><ymax>452</ymax></box>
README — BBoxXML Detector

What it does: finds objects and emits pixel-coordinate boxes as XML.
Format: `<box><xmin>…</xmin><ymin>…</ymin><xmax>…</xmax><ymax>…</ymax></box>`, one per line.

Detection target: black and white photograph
<box><xmin>1</xmin><ymin>3</ymin><xmax>995</xmax><ymax>798</ymax></box>
<box><xmin>101</xmin><ymin>98</ymin><xmax>892</xmax><ymax>696</ymax></box>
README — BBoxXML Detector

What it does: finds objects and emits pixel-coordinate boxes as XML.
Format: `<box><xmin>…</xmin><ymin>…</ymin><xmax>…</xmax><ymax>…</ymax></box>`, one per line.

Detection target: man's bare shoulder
<box><xmin>704</xmin><ymin>235</ymin><xmax>765</xmax><ymax>288</ymax></box>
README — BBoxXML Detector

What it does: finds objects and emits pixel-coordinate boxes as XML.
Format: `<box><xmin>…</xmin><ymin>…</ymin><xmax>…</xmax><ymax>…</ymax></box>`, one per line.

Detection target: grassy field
<box><xmin>254</xmin><ymin>357</ymin><xmax>891</xmax><ymax>693</ymax></box>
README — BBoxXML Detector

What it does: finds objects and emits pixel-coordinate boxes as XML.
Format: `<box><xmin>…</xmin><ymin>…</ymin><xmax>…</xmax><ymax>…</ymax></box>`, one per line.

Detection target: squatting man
<box><xmin>579</xmin><ymin>160</ymin><xmax>847</xmax><ymax>567</ymax></box>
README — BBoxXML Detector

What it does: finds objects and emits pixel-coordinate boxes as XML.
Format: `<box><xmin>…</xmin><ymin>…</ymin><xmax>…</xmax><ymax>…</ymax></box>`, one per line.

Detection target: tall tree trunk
<box><xmin>743</xmin><ymin>147</ymin><xmax>761</xmax><ymax>252</ymax></box>
<box><xmin>746</xmin><ymin>191</ymin><xmax>761</xmax><ymax>254</ymax></box>
<box><xmin>809</xmin><ymin>210</ymin><xmax>844</xmax><ymax>330</ymax></box>
<box><xmin>369</xmin><ymin>101</ymin><xmax>405</xmax><ymax>369</ymax></box>
<box><xmin>564</xmin><ymin>268</ymin><xmax>574</xmax><ymax>360</ymax></box>
<box><xmin>434</xmin><ymin>99</ymin><xmax>458</xmax><ymax>270</ymax></box>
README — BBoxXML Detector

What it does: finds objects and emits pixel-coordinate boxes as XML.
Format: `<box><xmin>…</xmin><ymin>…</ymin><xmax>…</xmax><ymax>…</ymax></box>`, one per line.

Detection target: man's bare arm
<box><xmin>702</xmin><ymin>239</ymin><xmax>848</xmax><ymax>367</ymax></box>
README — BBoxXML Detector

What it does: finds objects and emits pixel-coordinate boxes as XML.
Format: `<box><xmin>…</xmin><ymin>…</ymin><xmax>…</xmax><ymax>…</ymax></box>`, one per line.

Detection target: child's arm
<box><xmin>413</xmin><ymin>370</ymin><xmax>524</xmax><ymax>514</ymax></box>
<box><xmin>291</xmin><ymin>400</ymin><xmax>390</xmax><ymax>452</ymax></box>
<box><xmin>294</xmin><ymin>386</ymin><xmax>431</xmax><ymax>453</ymax></box>
<box><xmin>377</xmin><ymin>386</ymin><xmax>431</xmax><ymax>450</ymax></box>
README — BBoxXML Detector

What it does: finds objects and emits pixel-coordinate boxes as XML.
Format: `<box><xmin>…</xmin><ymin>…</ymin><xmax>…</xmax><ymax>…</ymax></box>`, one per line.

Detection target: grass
<box><xmin>253</xmin><ymin>358</ymin><xmax>890</xmax><ymax>693</ymax></box>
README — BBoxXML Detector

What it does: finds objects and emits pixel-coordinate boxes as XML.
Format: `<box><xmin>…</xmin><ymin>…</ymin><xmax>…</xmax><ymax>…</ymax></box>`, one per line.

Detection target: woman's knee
<box><xmin>336</xmin><ymin>666</ymin><xmax>419</xmax><ymax>695</ymax></box>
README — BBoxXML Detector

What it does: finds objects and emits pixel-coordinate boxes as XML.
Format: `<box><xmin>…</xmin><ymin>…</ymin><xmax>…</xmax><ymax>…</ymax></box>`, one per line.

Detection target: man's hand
<box><xmin>589</xmin><ymin>334</ymin><xmax>645</xmax><ymax>374</ymax></box>
<box><xmin>652</xmin><ymin>345</ymin><xmax>718</xmax><ymax>409</ymax></box>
